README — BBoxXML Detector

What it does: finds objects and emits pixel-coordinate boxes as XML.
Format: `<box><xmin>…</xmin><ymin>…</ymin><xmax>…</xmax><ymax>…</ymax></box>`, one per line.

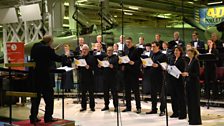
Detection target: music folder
<box><xmin>167</xmin><ymin>65</ymin><xmax>182</xmax><ymax>79</ymax></box>
<box><xmin>97</xmin><ymin>59</ymin><xmax>110</xmax><ymax>67</ymax></box>
<box><xmin>141</xmin><ymin>58</ymin><xmax>153</xmax><ymax>66</ymax></box>
<box><xmin>74</xmin><ymin>58</ymin><xmax>87</xmax><ymax>67</ymax></box>
<box><xmin>118</xmin><ymin>56</ymin><xmax>130</xmax><ymax>64</ymax></box>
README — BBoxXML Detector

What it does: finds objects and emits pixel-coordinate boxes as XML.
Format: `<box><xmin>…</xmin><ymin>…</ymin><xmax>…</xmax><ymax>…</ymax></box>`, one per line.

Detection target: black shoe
<box><xmin>159</xmin><ymin>112</ymin><xmax>165</xmax><ymax>116</ymax></box>
<box><xmin>44</xmin><ymin>118</ymin><xmax>58</xmax><ymax>123</ymax></box>
<box><xmin>170</xmin><ymin>113</ymin><xmax>179</xmax><ymax>118</ymax></box>
<box><xmin>80</xmin><ymin>108</ymin><xmax>86</xmax><ymax>112</ymax></box>
<box><xmin>146</xmin><ymin>110</ymin><xmax>157</xmax><ymax>114</ymax></box>
<box><xmin>101</xmin><ymin>107</ymin><xmax>109</xmax><ymax>111</ymax></box>
<box><xmin>178</xmin><ymin>115</ymin><xmax>186</xmax><ymax>120</ymax></box>
<box><xmin>30</xmin><ymin>117</ymin><xmax>41</xmax><ymax>124</ymax></box>
<box><xmin>91</xmin><ymin>108</ymin><xmax>95</xmax><ymax>111</ymax></box>
<box><xmin>114</xmin><ymin>108</ymin><xmax>118</xmax><ymax>112</ymax></box>
<box><xmin>122</xmin><ymin>108</ymin><xmax>131</xmax><ymax>112</ymax></box>
<box><xmin>136</xmin><ymin>109</ymin><xmax>141</xmax><ymax>114</ymax></box>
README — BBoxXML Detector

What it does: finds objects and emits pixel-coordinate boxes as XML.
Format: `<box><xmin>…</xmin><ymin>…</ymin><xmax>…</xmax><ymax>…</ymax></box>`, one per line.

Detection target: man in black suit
<box><xmin>78</xmin><ymin>44</ymin><xmax>96</xmax><ymax>112</ymax></box>
<box><xmin>96</xmin><ymin>35</ymin><xmax>107</xmax><ymax>52</ymax></box>
<box><xmin>75</xmin><ymin>37</ymin><xmax>85</xmax><ymax>57</ymax></box>
<box><xmin>120</xmin><ymin>37</ymin><xmax>141</xmax><ymax>114</ymax></box>
<box><xmin>168</xmin><ymin>32</ymin><xmax>185</xmax><ymax>50</ymax></box>
<box><xmin>154</xmin><ymin>34</ymin><xmax>164</xmax><ymax>50</ymax></box>
<box><xmin>146</xmin><ymin>42</ymin><xmax>167</xmax><ymax>116</ymax></box>
<box><xmin>191</xmin><ymin>32</ymin><xmax>205</xmax><ymax>53</ymax></box>
<box><xmin>30</xmin><ymin>35</ymin><xmax>63</xmax><ymax>123</ymax></box>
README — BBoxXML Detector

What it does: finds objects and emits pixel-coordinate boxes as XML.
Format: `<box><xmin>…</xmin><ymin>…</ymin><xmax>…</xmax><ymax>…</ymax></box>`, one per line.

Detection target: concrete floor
<box><xmin>1</xmin><ymin>98</ymin><xmax>224</xmax><ymax>126</ymax></box>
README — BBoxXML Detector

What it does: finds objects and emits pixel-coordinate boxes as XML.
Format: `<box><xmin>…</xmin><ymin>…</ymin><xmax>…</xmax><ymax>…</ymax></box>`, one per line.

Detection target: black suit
<box><xmin>77</xmin><ymin>54</ymin><xmax>96</xmax><ymax>109</ymax></box>
<box><xmin>149</xmin><ymin>51</ymin><xmax>167</xmax><ymax>112</ymax></box>
<box><xmin>30</xmin><ymin>41</ymin><xmax>63</xmax><ymax>121</ymax></box>
<box><xmin>168</xmin><ymin>39</ymin><xmax>185</xmax><ymax>50</ymax></box>
<box><xmin>191</xmin><ymin>40</ymin><xmax>205</xmax><ymax>49</ymax></box>
<box><xmin>154</xmin><ymin>40</ymin><xmax>164</xmax><ymax>50</ymax></box>
<box><xmin>102</xmin><ymin>55</ymin><xmax>118</xmax><ymax>108</ymax></box>
<box><xmin>123</xmin><ymin>47</ymin><xmax>142</xmax><ymax>110</ymax></box>
<box><xmin>185</xmin><ymin>58</ymin><xmax>202</xmax><ymax>125</ymax></box>
<box><xmin>168</xmin><ymin>57</ymin><xmax>186</xmax><ymax>117</ymax></box>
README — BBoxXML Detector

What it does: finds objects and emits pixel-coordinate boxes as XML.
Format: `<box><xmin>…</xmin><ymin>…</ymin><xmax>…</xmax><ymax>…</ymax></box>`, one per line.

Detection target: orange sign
<box><xmin>6</xmin><ymin>42</ymin><xmax>25</xmax><ymax>70</ymax></box>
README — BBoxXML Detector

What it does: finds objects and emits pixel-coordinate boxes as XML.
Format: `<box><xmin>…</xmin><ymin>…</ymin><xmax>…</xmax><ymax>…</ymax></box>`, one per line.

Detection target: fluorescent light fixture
<box><xmin>128</xmin><ymin>6</ymin><xmax>139</xmax><ymax>10</ymax></box>
<box><xmin>76</xmin><ymin>0</ymin><xmax>88</xmax><ymax>3</ymax></box>
<box><xmin>64</xmin><ymin>16</ymin><xmax>69</xmax><ymax>20</ymax></box>
<box><xmin>63</xmin><ymin>24</ymin><xmax>69</xmax><ymax>27</ymax></box>
<box><xmin>188</xmin><ymin>1</ymin><xmax>194</xmax><ymax>4</ymax></box>
<box><xmin>114</xmin><ymin>15</ymin><xmax>118</xmax><ymax>18</ymax></box>
<box><xmin>64</xmin><ymin>2</ymin><xmax>69</xmax><ymax>6</ymax></box>
<box><xmin>0</xmin><ymin>25</ymin><xmax>2</xmax><ymax>28</ymax></box>
<box><xmin>156</xmin><ymin>14</ymin><xmax>170</xmax><ymax>19</ymax></box>
<box><xmin>124</xmin><ymin>12</ymin><xmax>133</xmax><ymax>15</ymax></box>
<box><xmin>207</xmin><ymin>1</ymin><xmax>223</xmax><ymax>5</ymax></box>
<box><xmin>164</xmin><ymin>13</ymin><xmax>171</xmax><ymax>16</ymax></box>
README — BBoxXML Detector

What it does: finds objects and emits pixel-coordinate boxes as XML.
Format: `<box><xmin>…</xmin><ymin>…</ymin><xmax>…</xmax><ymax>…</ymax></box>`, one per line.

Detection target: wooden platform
<box><xmin>12</xmin><ymin>118</ymin><xmax>75</xmax><ymax>126</ymax></box>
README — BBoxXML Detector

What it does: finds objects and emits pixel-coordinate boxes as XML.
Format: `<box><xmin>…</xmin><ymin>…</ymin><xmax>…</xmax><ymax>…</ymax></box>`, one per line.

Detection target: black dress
<box><xmin>185</xmin><ymin>58</ymin><xmax>202</xmax><ymax>125</ymax></box>
<box><xmin>61</xmin><ymin>50</ymin><xmax>75</xmax><ymax>90</ymax></box>
<box><xmin>168</xmin><ymin>56</ymin><xmax>186</xmax><ymax>118</ymax></box>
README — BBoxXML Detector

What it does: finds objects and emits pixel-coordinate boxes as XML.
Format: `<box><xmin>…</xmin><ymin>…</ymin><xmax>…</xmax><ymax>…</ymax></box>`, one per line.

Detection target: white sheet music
<box><xmin>119</xmin><ymin>56</ymin><xmax>130</xmax><ymax>64</ymax></box>
<box><xmin>74</xmin><ymin>59</ymin><xmax>87</xmax><ymax>67</ymax></box>
<box><xmin>98</xmin><ymin>59</ymin><xmax>110</xmax><ymax>67</ymax></box>
<box><xmin>141</xmin><ymin>58</ymin><xmax>153</xmax><ymax>66</ymax></box>
<box><xmin>167</xmin><ymin>65</ymin><xmax>182</xmax><ymax>79</ymax></box>
<box><xmin>160</xmin><ymin>62</ymin><xmax>168</xmax><ymax>70</ymax></box>
<box><xmin>57</xmin><ymin>66</ymin><xmax>74</xmax><ymax>72</ymax></box>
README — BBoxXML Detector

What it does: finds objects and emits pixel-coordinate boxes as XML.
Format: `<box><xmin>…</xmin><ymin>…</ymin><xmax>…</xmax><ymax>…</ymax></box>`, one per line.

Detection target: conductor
<box><xmin>30</xmin><ymin>35</ymin><xmax>63</xmax><ymax>123</ymax></box>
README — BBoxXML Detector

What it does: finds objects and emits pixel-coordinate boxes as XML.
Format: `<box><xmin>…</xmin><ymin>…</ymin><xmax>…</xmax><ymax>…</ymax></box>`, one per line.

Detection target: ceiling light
<box><xmin>114</xmin><ymin>15</ymin><xmax>117</xmax><ymax>18</ymax></box>
<box><xmin>187</xmin><ymin>1</ymin><xmax>194</xmax><ymax>4</ymax></box>
<box><xmin>207</xmin><ymin>1</ymin><xmax>223</xmax><ymax>5</ymax></box>
<box><xmin>164</xmin><ymin>13</ymin><xmax>171</xmax><ymax>16</ymax></box>
<box><xmin>0</xmin><ymin>25</ymin><xmax>2</xmax><ymax>28</ymax></box>
<box><xmin>64</xmin><ymin>16</ymin><xmax>69</xmax><ymax>20</ymax></box>
<box><xmin>128</xmin><ymin>6</ymin><xmax>139</xmax><ymax>10</ymax></box>
<box><xmin>63</xmin><ymin>24</ymin><xmax>69</xmax><ymax>27</ymax></box>
<box><xmin>76</xmin><ymin>0</ymin><xmax>88</xmax><ymax>3</ymax></box>
<box><xmin>64</xmin><ymin>2</ymin><xmax>69</xmax><ymax>6</ymax></box>
<box><xmin>156</xmin><ymin>14</ymin><xmax>170</xmax><ymax>19</ymax></box>
<box><xmin>124</xmin><ymin>12</ymin><xmax>133</xmax><ymax>15</ymax></box>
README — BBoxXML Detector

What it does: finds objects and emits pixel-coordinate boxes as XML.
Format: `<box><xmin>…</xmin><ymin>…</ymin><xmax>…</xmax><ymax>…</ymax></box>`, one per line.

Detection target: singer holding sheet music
<box><xmin>146</xmin><ymin>42</ymin><xmax>167</xmax><ymax>116</ymax></box>
<box><xmin>181</xmin><ymin>48</ymin><xmax>202</xmax><ymax>125</ymax></box>
<box><xmin>120</xmin><ymin>37</ymin><xmax>141</xmax><ymax>114</ymax></box>
<box><xmin>168</xmin><ymin>46</ymin><xmax>186</xmax><ymax>119</ymax></box>
<box><xmin>77</xmin><ymin>44</ymin><xmax>97</xmax><ymax>112</ymax></box>
<box><xmin>100</xmin><ymin>47</ymin><xmax>118</xmax><ymax>112</ymax></box>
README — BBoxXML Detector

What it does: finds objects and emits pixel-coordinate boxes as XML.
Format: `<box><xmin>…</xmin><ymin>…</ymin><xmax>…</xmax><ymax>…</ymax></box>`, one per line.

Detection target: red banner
<box><xmin>6</xmin><ymin>42</ymin><xmax>25</xmax><ymax>70</ymax></box>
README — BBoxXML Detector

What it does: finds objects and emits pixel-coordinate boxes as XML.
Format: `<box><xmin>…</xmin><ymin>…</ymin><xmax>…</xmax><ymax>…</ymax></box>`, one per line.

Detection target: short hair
<box><xmin>151</xmin><ymin>41</ymin><xmax>160</xmax><ymax>47</ymax></box>
<box><xmin>42</xmin><ymin>35</ymin><xmax>53</xmax><ymax>44</ymax></box>
<box><xmin>192</xmin><ymin>31</ymin><xmax>199</xmax><ymax>36</ymax></box>
<box><xmin>155</xmin><ymin>34</ymin><xmax>161</xmax><ymax>37</ymax></box>
<box><xmin>162</xmin><ymin>41</ymin><xmax>168</xmax><ymax>46</ymax></box>
<box><xmin>126</xmin><ymin>37</ymin><xmax>133</xmax><ymax>41</ymax></box>
<box><xmin>145</xmin><ymin>43</ymin><xmax>151</xmax><ymax>47</ymax></box>
<box><xmin>174</xmin><ymin>31</ymin><xmax>179</xmax><ymax>36</ymax></box>
<box><xmin>139</xmin><ymin>36</ymin><xmax>144</xmax><ymax>40</ymax></box>
<box><xmin>82</xmin><ymin>44</ymin><xmax>89</xmax><ymax>50</ymax></box>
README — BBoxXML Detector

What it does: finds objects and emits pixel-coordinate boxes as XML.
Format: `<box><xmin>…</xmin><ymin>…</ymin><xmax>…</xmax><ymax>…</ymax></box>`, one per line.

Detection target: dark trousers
<box><xmin>170</xmin><ymin>80</ymin><xmax>186</xmax><ymax>117</ymax></box>
<box><xmin>103</xmin><ymin>75</ymin><xmax>118</xmax><ymax>108</ymax></box>
<box><xmin>30</xmin><ymin>88</ymin><xmax>54</xmax><ymax>120</ymax></box>
<box><xmin>150</xmin><ymin>76</ymin><xmax>165</xmax><ymax>112</ymax></box>
<box><xmin>124</xmin><ymin>73</ymin><xmax>141</xmax><ymax>109</ymax></box>
<box><xmin>80</xmin><ymin>84</ymin><xmax>95</xmax><ymax>109</ymax></box>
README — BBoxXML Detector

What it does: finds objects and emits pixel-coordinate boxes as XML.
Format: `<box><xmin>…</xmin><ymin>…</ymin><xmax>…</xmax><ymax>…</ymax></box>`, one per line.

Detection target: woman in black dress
<box><xmin>204</xmin><ymin>39</ymin><xmax>219</xmax><ymax>99</ymax></box>
<box><xmin>61</xmin><ymin>44</ymin><xmax>74</xmax><ymax>92</ymax></box>
<box><xmin>168</xmin><ymin>46</ymin><xmax>186</xmax><ymax>119</ymax></box>
<box><xmin>182</xmin><ymin>48</ymin><xmax>202</xmax><ymax>125</ymax></box>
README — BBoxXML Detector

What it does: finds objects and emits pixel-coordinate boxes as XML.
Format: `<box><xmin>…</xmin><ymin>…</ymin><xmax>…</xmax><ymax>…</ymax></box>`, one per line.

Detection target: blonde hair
<box><xmin>187</xmin><ymin>48</ymin><xmax>199</xmax><ymax>59</ymax></box>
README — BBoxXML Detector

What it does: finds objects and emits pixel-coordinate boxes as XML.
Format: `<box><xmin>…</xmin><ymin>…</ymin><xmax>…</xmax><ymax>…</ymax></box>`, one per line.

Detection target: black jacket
<box><xmin>31</xmin><ymin>41</ymin><xmax>62</xmax><ymax>88</ymax></box>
